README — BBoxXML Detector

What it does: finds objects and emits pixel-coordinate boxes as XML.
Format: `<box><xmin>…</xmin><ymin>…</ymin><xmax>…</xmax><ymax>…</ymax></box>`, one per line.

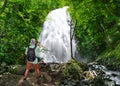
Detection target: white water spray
<box><xmin>38</xmin><ymin>6</ymin><xmax>77</xmax><ymax>63</ymax></box>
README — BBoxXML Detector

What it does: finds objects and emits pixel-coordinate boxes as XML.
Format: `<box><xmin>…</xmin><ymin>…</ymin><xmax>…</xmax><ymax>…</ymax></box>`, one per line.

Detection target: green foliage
<box><xmin>97</xmin><ymin>44</ymin><xmax>120</xmax><ymax>70</ymax></box>
<box><xmin>62</xmin><ymin>59</ymin><xmax>84</xmax><ymax>80</ymax></box>
<box><xmin>114</xmin><ymin>44</ymin><xmax>120</xmax><ymax>59</ymax></box>
<box><xmin>0</xmin><ymin>0</ymin><xmax>38</xmax><ymax>64</ymax></box>
<box><xmin>8</xmin><ymin>65</ymin><xmax>22</xmax><ymax>74</ymax></box>
<box><xmin>0</xmin><ymin>0</ymin><xmax>120</xmax><ymax>65</ymax></box>
<box><xmin>99</xmin><ymin>44</ymin><xmax>120</xmax><ymax>60</ymax></box>
<box><xmin>0</xmin><ymin>0</ymin><xmax>66</xmax><ymax>65</ymax></box>
<box><xmin>68</xmin><ymin>0</ymin><xmax>120</xmax><ymax>61</ymax></box>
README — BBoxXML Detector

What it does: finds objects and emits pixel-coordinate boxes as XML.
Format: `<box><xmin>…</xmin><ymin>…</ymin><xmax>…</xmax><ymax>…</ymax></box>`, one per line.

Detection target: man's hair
<box><xmin>30</xmin><ymin>38</ymin><xmax>36</xmax><ymax>45</ymax></box>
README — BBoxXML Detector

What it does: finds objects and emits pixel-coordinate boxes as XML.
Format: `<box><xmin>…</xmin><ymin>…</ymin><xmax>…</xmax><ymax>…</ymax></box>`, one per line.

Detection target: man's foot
<box><xmin>36</xmin><ymin>75</ymin><xmax>41</xmax><ymax>79</ymax></box>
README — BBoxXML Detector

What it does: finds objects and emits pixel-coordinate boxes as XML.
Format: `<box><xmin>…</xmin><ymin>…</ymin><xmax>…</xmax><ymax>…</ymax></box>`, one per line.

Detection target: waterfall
<box><xmin>38</xmin><ymin>6</ymin><xmax>77</xmax><ymax>63</ymax></box>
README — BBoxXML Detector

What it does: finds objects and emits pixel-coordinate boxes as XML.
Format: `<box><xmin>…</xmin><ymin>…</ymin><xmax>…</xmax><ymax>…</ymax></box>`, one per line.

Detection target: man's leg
<box><xmin>24</xmin><ymin>61</ymin><xmax>32</xmax><ymax>79</ymax></box>
<box><xmin>33</xmin><ymin>64</ymin><xmax>41</xmax><ymax>85</ymax></box>
<box><xmin>33</xmin><ymin>64</ymin><xmax>41</xmax><ymax>77</ymax></box>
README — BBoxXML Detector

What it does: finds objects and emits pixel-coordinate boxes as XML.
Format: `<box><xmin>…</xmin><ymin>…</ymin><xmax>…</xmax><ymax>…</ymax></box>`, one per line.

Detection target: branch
<box><xmin>71</xmin><ymin>20</ymin><xmax>77</xmax><ymax>40</ymax></box>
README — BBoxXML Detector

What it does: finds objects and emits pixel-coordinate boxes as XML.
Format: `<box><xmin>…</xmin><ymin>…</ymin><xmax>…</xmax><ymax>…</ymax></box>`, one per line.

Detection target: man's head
<box><xmin>30</xmin><ymin>38</ymin><xmax>36</xmax><ymax>45</ymax></box>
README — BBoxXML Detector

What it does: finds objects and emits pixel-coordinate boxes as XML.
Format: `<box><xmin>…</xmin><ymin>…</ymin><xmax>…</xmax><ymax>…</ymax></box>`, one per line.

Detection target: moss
<box><xmin>62</xmin><ymin>59</ymin><xmax>85</xmax><ymax>80</ymax></box>
<box><xmin>8</xmin><ymin>65</ymin><xmax>22</xmax><ymax>74</ymax></box>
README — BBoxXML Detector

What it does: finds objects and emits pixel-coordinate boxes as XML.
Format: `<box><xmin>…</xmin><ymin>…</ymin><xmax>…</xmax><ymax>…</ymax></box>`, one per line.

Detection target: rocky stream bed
<box><xmin>0</xmin><ymin>60</ymin><xmax>120</xmax><ymax>86</ymax></box>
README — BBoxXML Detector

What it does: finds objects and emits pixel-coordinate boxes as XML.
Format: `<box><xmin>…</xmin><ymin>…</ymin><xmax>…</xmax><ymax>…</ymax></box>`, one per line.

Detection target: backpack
<box><xmin>27</xmin><ymin>46</ymin><xmax>37</xmax><ymax>62</ymax></box>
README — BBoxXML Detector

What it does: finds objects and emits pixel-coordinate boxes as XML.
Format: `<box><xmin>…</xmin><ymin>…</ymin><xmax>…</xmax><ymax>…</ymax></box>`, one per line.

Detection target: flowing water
<box><xmin>92</xmin><ymin>65</ymin><xmax>120</xmax><ymax>85</ymax></box>
<box><xmin>38</xmin><ymin>6</ymin><xmax>77</xmax><ymax>63</ymax></box>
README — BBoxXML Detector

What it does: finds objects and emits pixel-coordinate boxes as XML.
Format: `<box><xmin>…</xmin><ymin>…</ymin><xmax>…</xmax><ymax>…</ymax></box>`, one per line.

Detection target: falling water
<box><xmin>38</xmin><ymin>6</ymin><xmax>77</xmax><ymax>63</ymax></box>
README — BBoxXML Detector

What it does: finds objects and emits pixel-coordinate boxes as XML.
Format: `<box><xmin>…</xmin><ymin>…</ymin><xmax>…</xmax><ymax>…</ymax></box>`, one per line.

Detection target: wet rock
<box><xmin>84</xmin><ymin>70</ymin><xmax>97</xmax><ymax>82</ymax></box>
<box><xmin>49</xmin><ymin>63</ymin><xmax>62</xmax><ymax>72</ymax></box>
<box><xmin>104</xmin><ymin>80</ymin><xmax>116</xmax><ymax>86</ymax></box>
<box><xmin>0</xmin><ymin>62</ymin><xmax>8</xmax><ymax>74</ymax></box>
<box><xmin>42</xmin><ymin>72</ymin><xmax>52</xmax><ymax>83</ymax></box>
<box><xmin>91</xmin><ymin>76</ymin><xmax>106</xmax><ymax>86</ymax></box>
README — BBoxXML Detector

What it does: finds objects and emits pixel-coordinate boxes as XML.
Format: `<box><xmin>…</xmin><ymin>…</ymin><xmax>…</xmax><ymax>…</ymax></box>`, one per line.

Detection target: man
<box><xmin>23</xmin><ymin>38</ymin><xmax>41</xmax><ymax>80</ymax></box>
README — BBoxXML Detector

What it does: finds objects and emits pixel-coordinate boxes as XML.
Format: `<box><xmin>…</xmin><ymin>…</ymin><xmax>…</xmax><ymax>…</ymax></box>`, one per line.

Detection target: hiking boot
<box><xmin>23</xmin><ymin>78</ymin><xmax>26</xmax><ymax>80</ymax></box>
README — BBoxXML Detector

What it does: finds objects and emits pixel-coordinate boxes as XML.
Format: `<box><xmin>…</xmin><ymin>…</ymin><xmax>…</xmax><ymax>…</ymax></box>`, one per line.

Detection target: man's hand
<box><xmin>37</xmin><ymin>42</ymin><xmax>41</xmax><ymax>47</ymax></box>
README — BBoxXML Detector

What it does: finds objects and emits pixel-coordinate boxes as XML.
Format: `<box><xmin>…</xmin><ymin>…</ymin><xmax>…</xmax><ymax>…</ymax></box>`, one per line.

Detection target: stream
<box><xmin>89</xmin><ymin>64</ymin><xmax>120</xmax><ymax>86</ymax></box>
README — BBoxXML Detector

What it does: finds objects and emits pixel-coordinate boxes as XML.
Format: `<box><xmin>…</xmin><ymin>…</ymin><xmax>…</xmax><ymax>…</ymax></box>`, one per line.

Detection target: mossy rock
<box><xmin>8</xmin><ymin>65</ymin><xmax>25</xmax><ymax>75</ymax></box>
<box><xmin>62</xmin><ymin>59</ymin><xmax>85</xmax><ymax>80</ymax></box>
